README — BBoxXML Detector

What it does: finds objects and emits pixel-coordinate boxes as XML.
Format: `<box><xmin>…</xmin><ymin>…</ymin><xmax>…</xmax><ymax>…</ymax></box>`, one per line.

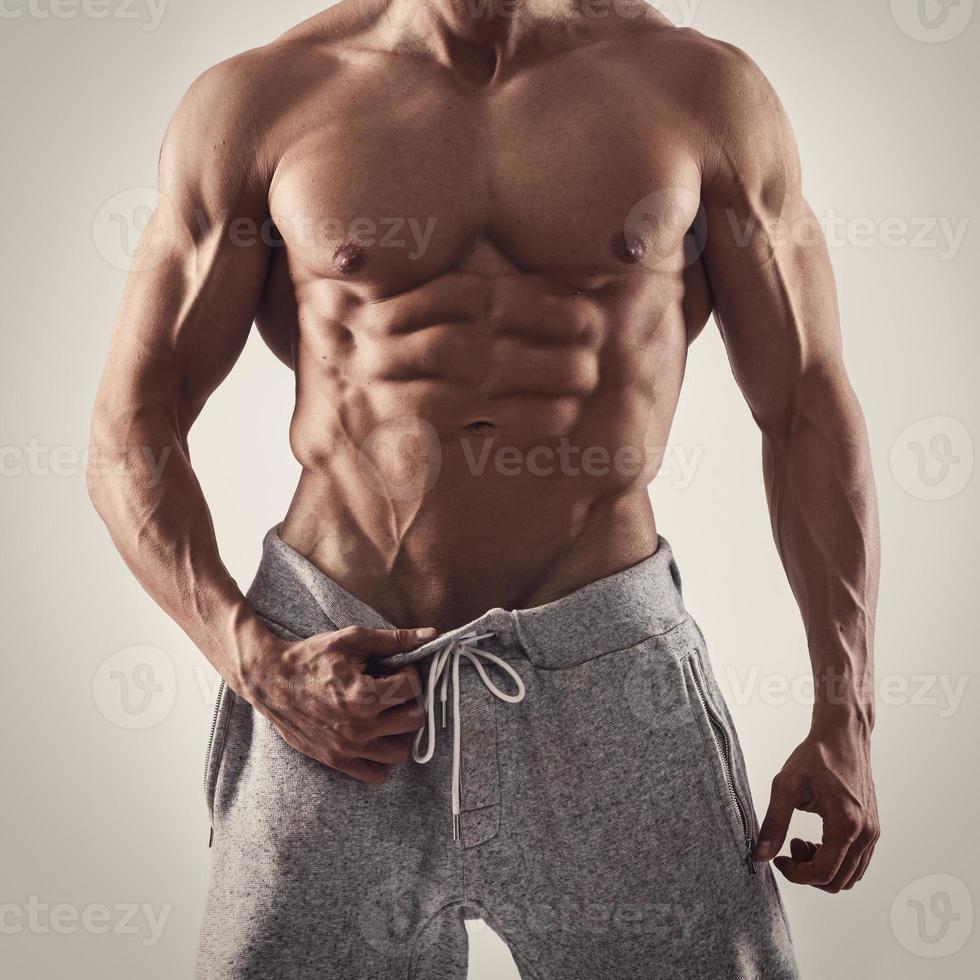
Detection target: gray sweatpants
<box><xmin>197</xmin><ymin>527</ymin><xmax>799</xmax><ymax>979</ymax></box>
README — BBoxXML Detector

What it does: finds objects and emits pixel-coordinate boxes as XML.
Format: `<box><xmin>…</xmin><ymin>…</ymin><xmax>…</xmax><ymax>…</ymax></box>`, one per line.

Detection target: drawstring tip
<box><xmin>452</xmin><ymin>814</ymin><xmax>460</xmax><ymax>841</ymax></box>
<box><xmin>441</xmin><ymin>701</ymin><xmax>447</xmax><ymax>729</ymax></box>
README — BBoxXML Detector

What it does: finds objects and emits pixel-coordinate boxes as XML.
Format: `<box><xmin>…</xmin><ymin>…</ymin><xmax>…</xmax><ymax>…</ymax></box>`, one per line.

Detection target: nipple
<box><xmin>611</xmin><ymin>232</ymin><xmax>648</xmax><ymax>264</ymax></box>
<box><xmin>333</xmin><ymin>242</ymin><xmax>367</xmax><ymax>275</ymax></box>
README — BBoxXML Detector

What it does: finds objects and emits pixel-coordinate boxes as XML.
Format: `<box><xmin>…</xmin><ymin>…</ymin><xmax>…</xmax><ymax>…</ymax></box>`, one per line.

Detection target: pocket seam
<box><xmin>530</xmin><ymin>618</ymin><xmax>690</xmax><ymax>673</ymax></box>
<box><xmin>205</xmin><ymin>686</ymin><xmax>236</xmax><ymax>824</ymax></box>
<box><xmin>683</xmin><ymin>651</ymin><xmax>748</xmax><ymax>855</ymax></box>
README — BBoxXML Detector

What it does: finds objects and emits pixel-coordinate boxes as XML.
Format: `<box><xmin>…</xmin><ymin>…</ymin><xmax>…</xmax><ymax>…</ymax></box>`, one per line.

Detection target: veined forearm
<box><xmin>761</xmin><ymin>377</ymin><xmax>880</xmax><ymax>735</ymax></box>
<box><xmin>87</xmin><ymin>409</ymin><xmax>269</xmax><ymax>692</ymax></box>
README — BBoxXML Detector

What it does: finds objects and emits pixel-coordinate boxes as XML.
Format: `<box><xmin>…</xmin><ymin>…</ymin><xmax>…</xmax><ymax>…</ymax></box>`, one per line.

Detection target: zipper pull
<box><xmin>746</xmin><ymin>840</ymin><xmax>757</xmax><ymax>875</ymax></box>
<box><xmin>208</xmin><ymin>826</ymin><xmax>214</xmax><ymax>848</ymax></box>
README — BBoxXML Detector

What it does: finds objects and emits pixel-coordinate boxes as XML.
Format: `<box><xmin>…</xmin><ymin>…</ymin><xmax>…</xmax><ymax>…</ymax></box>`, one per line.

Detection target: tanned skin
<box><xmin>89</xmin><ymin>0</ymin><xmax>880</xmax><ymax>893</ymax></box>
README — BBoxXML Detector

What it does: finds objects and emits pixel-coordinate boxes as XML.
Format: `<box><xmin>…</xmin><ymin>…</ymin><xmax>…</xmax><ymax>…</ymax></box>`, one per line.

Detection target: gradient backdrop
<box><xmin>1</xmin><ymin>1</ymin><xmax>977</xmax><ymax>976</ymax></box>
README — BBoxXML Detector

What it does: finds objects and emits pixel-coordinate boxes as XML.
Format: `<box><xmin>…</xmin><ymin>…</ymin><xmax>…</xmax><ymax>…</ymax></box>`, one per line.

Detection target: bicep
<box><xmin>96</xmin><ymin>65</ymin><xmax>273</xmax><ymax>434</ymax></box>
<box><xmin>702</xmin><ymin>191</ymin><xmax>844</xmax><ymax>430</ymax></box>
<box><xmin>697</xmin><ymin>55</ymin><xmax>846</xmax><ymax>433</ymax></box>
<box><xmin>104</xmin><ymin>202</ymin><xmax>271</xmax><ymax>434</ymax></box>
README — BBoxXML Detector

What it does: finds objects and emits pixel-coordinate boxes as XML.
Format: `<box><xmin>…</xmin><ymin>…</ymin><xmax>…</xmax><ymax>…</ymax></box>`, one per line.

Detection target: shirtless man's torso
<box><xmin>90</xmin><ymin>3</ymin><xmax>880</xmax><ymax>976</ymax></box>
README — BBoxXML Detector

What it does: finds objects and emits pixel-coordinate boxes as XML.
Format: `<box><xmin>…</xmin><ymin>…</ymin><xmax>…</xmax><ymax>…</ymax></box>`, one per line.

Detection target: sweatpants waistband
<box><xmin>248</xmin><ymin>525</ymin><xmax>693</xmax><ymax>670</ymax></box>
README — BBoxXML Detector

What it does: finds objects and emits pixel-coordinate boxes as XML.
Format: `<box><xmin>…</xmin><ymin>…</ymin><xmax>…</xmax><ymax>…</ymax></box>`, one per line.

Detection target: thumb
<box><xmin>332</xmin><ymin>625</ymin><xmax>438</xmax><ymax>658</ymax></box>
<box><xmin>755</xmin><ymin>776</ymin><xmax>797</xmax><ymax>861</ymax></box>
<box><xmin>375</xmin><ymin>627</ymin><xmax>439</xmax><ymax>654</ymax></box>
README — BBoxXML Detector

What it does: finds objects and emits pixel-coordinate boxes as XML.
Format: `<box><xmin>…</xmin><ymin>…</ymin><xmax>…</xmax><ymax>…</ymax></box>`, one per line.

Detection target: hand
<box><xmin>754</xmin><ymin>728</ymin><xmax>879</xmax><ymax>892</ymax></box>
<box><xmin>242</xmin><ymin>624</ymin><xmax>437</xmax><ymax>784</ymax></box>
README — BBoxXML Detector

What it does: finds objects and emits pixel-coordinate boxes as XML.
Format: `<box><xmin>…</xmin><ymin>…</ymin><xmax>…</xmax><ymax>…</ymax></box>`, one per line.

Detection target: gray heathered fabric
<box><xmin>196</xmin><ymin>526</ymin><xmax>799</xmax><ymax>979</ymax></box>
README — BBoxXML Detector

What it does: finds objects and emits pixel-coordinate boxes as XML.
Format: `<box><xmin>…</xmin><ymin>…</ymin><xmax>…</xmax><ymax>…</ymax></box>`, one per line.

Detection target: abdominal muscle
<box><xmin>275</xmin><ymin>267</ymin><xmax>690</xmax><ymax>631</ymax></box>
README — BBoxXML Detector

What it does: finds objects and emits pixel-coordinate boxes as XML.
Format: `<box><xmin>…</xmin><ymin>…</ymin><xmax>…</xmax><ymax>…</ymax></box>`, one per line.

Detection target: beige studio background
<box><xmin>1</xmin><ymin>0</ymin><xmax>977</xmax><ymax>977</ymax></box>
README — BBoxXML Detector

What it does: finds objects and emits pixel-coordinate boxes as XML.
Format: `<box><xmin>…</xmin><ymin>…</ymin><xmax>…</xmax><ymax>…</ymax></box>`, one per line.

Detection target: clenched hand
<box><xmin>242</xmin><ymin>625</ymin><xmax>437</xmax><ymax>784</ymax></box>
<box><xmin>755</xmin><ymin>729</ymin><xmax>879</xmax><ymax>893</ymax></box>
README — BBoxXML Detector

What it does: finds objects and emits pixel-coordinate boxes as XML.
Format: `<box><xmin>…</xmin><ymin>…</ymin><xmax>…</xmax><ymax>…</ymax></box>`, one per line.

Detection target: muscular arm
<box><xmin>88</xmin><ymin>57</ymin><xmax>429</xmax><ymax>783</ymax></box>
<box><xmin>698</xmin><ymin>45</ymin><xmax>880</xmax><ymax>891</ymax></box>
<box><xmin>88</xmin><ymin>61</ymin><xmax>277</xmax><ymax>690</ymax></box>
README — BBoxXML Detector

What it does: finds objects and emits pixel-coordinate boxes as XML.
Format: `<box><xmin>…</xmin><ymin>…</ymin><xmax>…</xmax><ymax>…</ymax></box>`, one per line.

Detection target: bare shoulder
<box><xmin>628</xmin><ymin>25</ymin><xmax>799</xmax><ymax>183</ymax></box>
<box><xmin>163</xmin><ymin>24</ymin><xmax>354</xmax><ymax>184</ymax></box>
<box><xmin>174</xmin><ymin>42</ymin><xmax>323</xmax><ymax>131</ymax></box>
<box><xmin>158</xmin><ymin>4</ymin><xmax>401</xmax><ymax>202</ymax></box>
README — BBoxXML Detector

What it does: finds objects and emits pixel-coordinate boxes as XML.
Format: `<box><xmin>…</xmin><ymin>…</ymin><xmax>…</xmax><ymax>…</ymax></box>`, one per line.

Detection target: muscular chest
<box><xmin>267</xmin><ymin>58</ymin><xmax>703</xmax><ymax>293</ymax></box>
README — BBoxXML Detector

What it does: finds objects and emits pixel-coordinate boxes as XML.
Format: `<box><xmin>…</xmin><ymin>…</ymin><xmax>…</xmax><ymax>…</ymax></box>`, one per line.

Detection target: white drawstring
<box><xmin>412</xmin><ymin>631</ymin><xmax>526</xmax><ymax>840</ymax></box>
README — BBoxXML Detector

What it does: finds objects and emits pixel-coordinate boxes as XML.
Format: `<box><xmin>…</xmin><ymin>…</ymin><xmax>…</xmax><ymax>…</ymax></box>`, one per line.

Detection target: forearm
<box><xmin>88</xmin><ymin>405</ymin><xmax>272</xmax><ymax>693</ymax></box>
<box><xmin>761</xmin><ymin>371</ymin><xmax>880</xmax><ymax>736</ymax></box>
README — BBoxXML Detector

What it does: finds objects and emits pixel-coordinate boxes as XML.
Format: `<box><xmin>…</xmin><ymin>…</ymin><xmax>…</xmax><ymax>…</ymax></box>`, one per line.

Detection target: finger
<box><xmin>808</xmin><ymin>817</ymin><xmax>859</xmax><ymax>885</ymax></box>
<box><xmin>773</xmin><ymin>839</ymin><xmax>818</xmax><ymax>883</ymax></box>
<box><xmin>372</xmin><ymin>667</ymin><xmax>424</xmax><ymax>710</ymax></box>
<box><xmin>820</xmin><ymin>838</ymin><xmax>870</xmax><ymax>894</ymax></box>
<box><xmin>780</xmin><ymin>832</ymin><xmax>852</xmax><ymax>888</ymax></box>
<box><xmin>790</xmin><ymin>838</ymin><xmax>817</xmax><ymax>863</ymax></box>
<box><xmin>325</xmin><ymin>753</ymin><xmax>391</xmax><ymax>785</ymax></box>
<box><xmin>845</xmin><ymin>836</ymin><xmax>878</xmax><ymax>890</ymax></box>
<box><xmin>847</xmin><ymin>847</ymin><xmax>873</xmax><ymax>890</ymax></box>
<box><xmin>755</xmin><ymin>776</ymin><xmax>798</xmax><ymax>861</ymax></box>
<box><xmin>772</xmin><ymin>855</ymin><xmax>795</xmax><ymax>881</ymax></box>
<box><xmin>342</xmin><ymin>667</ymin><xmax>423</xmax><ymax>717</ymax></box>
<box><xmin>358</xmin><ymin>703</ymin><xmax>427</xmax><ymax>738</ymax></box>
<box><xmin>333</xmin><ymin>625</ymin><xmax>437</xmax><ymax>657</ymax></box>
<box><xmin>268</xmin><ymin>721</ymin><xmax>390</xmax><ymax>785</ymax></box>
<box><xmin>355</xmin><ymin>735</ymin><xmax>414</xmax><ymax>765</ymax></box>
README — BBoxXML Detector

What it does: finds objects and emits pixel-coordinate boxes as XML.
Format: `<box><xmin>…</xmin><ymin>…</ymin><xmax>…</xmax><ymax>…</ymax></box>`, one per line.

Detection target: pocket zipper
<box><xmin>689</xmin><ymin>657</ymin><xmax>757</xmax><ymax>875</ymax></box>
<box><xmin>204</xmin><ymin>679</ymin><xmax>226</xmax><ymax>847</ymax></box>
